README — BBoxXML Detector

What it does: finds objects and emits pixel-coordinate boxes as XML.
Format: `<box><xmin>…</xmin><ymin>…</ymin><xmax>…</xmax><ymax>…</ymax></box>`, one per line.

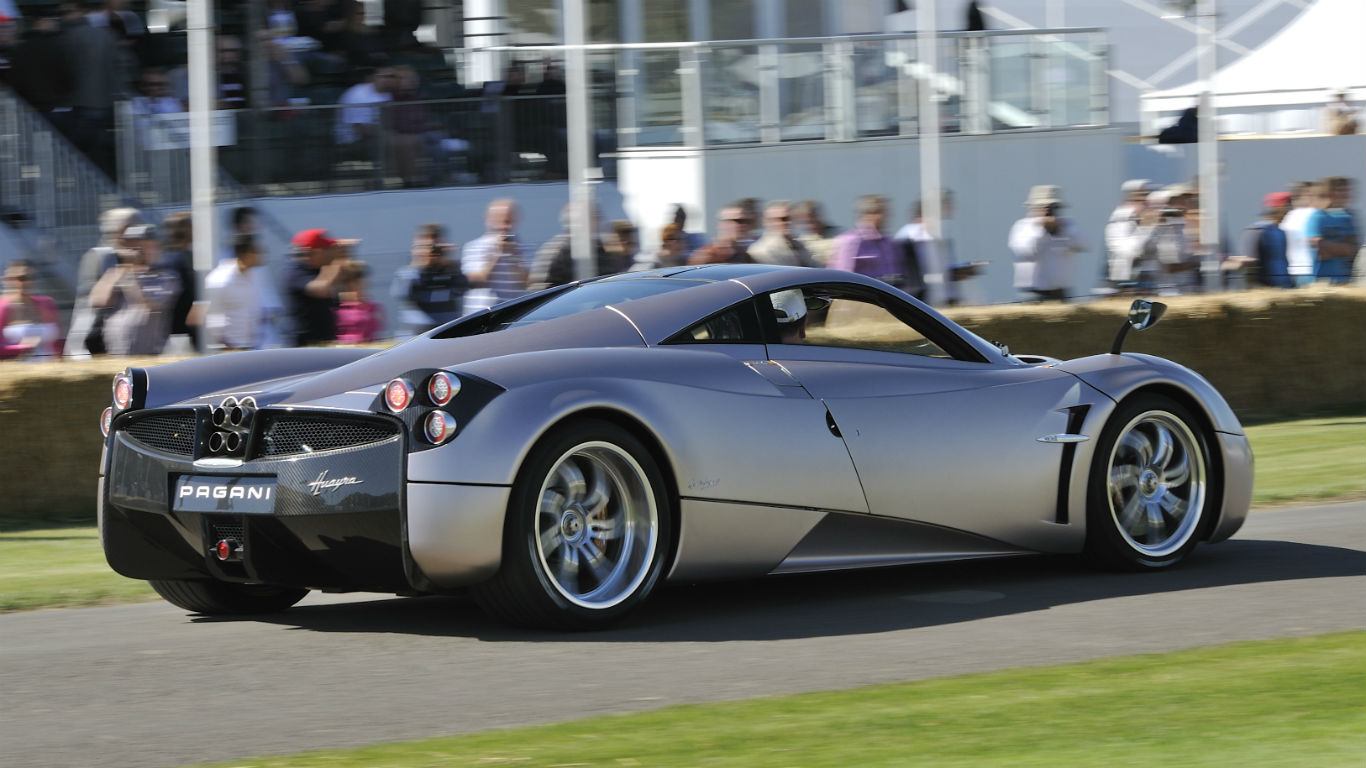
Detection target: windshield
<box><xmin>490</xmin><ymin>278</ymin><xmax>694</xmax><ymax>330</ymax></box>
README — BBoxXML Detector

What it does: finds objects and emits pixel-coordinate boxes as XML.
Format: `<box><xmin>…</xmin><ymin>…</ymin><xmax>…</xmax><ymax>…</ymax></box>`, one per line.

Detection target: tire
<box><xmin>149</xmin><ymin>579</ymin><xmax>309</xmax><ymax>615</ymax></box>
<box><xmin>473</xmin><ymin>419</ymin><xmax>672</xmax><ymax>630</ymax></box>
<box><xmin>1083</xmin><ymin>394</ymin><xmax>1212</xmax><ymax>570</ymax></box>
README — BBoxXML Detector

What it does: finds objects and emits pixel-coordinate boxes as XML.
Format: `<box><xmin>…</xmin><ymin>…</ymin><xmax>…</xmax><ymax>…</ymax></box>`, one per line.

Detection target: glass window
<box><xmin>764</xmin><ymin>286</ymin><xmax>955</xmax><ymax>359</ymax></box>
<box><xmin>644</xmin><ymin>0</ymin><xmax>689</xmax><ymax>42</ymax></box>
<box><xmin>711</xmin><ymin>0</ymin><xmax>756</xmax><ymax>40</ymax></box>
<box><xmin>669</xmin><ymin>304</ymin><xmax>764</xmax><ymax>344</ymax></box>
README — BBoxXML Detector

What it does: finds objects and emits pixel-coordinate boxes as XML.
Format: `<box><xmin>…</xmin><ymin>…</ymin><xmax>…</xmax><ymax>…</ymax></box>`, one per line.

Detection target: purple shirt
<box><xmin>829</xmin><ymin>225</ymin><xmax>901</xmax><ymax>279</ymax></box>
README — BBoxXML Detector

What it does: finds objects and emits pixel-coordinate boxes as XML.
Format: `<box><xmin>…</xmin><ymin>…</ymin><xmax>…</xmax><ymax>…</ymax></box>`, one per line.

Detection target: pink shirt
<box><xmin>335</xmin><ymin>300</ymin><xmax>384</xmax><ymax>344</ymax></box>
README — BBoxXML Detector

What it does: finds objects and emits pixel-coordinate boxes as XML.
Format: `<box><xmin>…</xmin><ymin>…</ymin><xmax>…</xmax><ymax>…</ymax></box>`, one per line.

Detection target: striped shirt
<box><xmin>461</xmin><ymin>233</ymin><xmax>528</xmax><ymax>315</ymax></box>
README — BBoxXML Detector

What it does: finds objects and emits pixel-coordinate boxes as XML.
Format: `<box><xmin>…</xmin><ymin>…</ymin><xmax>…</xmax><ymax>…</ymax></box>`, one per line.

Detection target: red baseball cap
<box><xmin>291</xmin><ymin>228</ymin><xmax>338</xmax><ymax>250</ymax></box>
<box><xmin>1263</xmin><ymin>192</ymin><xmax>1292</xmax><ymax>209</ymax></box>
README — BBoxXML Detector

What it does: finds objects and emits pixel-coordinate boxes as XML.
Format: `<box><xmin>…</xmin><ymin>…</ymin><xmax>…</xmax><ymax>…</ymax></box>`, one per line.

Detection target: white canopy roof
<box><xmin>1141</xmin><ymin>0</ymin><xmax>1366</xmax><ymax>114</ymax></box>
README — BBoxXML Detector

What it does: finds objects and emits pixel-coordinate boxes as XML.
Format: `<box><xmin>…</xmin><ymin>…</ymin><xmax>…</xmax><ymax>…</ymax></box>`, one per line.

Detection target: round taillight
<box><xmin>100</xmin><ymin>407</ymin><xmax>114</xmax><ymax>437</ymax></box>
<box><xmin>423</xmin><ymin>411</ymin><xmax>458</xmax><ymax>445</ymax></box>
<box><xmin>427</xmin><ymin>372</ymin><xmax>459</xmax><ymax>406</ymax></box>
<box><xmin>384</xmin><ymin>378</ymin><xmax>415</xmax><ymax>413</ymax></box>
<box><xmin>112</xmin><ymin>374</ymin><xmax>132</xmax><ymax>410</ymax></box>
<box><xmin>215</xmin><ymin>540</ymin><xmax>233</xmax><ymax>561</ymax></box>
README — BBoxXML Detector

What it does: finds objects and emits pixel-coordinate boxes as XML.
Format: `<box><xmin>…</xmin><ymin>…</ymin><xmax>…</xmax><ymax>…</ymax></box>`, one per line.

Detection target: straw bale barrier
<box><xmin>0</xmin><ymin>287</ymin><xmax>1360</xmax><ymax>524</ymax></box>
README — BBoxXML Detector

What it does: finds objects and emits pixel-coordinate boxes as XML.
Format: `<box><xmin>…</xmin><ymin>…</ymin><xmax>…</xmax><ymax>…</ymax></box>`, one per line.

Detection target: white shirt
<box><xmin>335</xmin><ymin>82</ymin><xmax>391</xmax><ymax>144</ymax></box>
<box><xmin>204</xmin><ymin>261</ymin><xmax>262</xmax><ymax>349</ymax></box>
<box><xmin>1009</xmin><ymin>216</ymin><xmax>1088</xmax><ymax>292</ymax></box>
<box><xmin>461</xmin><ymin>233</ymin><xmax>527</xmax><ymax>315</ymax></box>
<box><xmin>894</xmin><ymin>221</ymin><xmax>959</xmax><ymax>305</ymax></box>
<box><xmin>1281</xmin><ymin>206</ymin><xmax>1317</xmax><ymax>276</ymax></box>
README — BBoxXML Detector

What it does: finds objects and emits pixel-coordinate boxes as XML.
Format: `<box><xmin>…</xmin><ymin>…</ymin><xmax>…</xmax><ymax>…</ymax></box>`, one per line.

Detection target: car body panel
<box><xmin>97</xmin><ymin>264</ymin><xmax>1253</xmax><ymax>609</ymax></box>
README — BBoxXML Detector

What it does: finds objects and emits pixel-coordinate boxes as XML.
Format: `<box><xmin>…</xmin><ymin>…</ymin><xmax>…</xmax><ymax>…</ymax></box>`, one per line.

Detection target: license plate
<box><xmin>174</xmin><ymin>476</ymin><xmax>276</xmax><ymax>514</ymax></box>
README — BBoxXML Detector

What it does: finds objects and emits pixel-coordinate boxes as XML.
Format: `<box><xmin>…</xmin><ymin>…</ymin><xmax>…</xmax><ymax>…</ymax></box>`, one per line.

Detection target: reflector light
<box><xmin>427</xmin><ymin>372</ymin><xmax>459</xmax><ymax>406</ymax></box>
<box><xmin>424</xmin><ymin>411</ymin><xmax>458</xmax><ymax>444</ymax></box>
<box><xmin>112</xmin><ymin>374</ymin><xmax>132</xmax><ymax>410</ymax></box>
<box><xmin>384</xmin><ymin>378</ymin><xmax>415</xmax><ymax>413</ymax></box>
<box><xmin>215</xmin><ymin>539</ymin><xmax>234</xmax><ymax>561</ymax></box>
<box><xmin>100</xmin><ymin>407</ymin><xmax>114</xmax><ymax>437</ymax></box>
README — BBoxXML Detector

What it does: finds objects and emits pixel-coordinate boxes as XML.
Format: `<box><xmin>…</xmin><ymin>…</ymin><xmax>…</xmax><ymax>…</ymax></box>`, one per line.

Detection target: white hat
<box><xmin>770</xmin><ymin>289</ymin><xmax>807</xmax><ymax>324</ymax></box>
<box><xmin>1121</xmin><ymin>179</ymin><xmax>1155</xmax><ymax>195</ymax></box>
<box><xmin>1024</xmin><ymin>184</ymin><xmax>1064</xmax><ymax>207</ymax></box>
<box><xmin>1147</xmin><ymin>189</ymin><xmax>1174</xmax><ymax>206</ymax></box>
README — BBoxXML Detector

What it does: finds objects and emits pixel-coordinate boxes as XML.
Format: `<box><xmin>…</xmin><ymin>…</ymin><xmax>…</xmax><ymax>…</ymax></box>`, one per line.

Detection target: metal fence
<box><xmin>0</xmin><ymin>91</ymin><xmax>145</xmax><ymax>305</ymax></box>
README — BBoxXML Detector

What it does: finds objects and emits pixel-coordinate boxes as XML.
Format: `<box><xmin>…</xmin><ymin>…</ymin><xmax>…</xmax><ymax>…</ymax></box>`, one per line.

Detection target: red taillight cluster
<box><xmin>102</xmin><ymin>371</ymin><xmax>135</xmax><ymax>436</ymax></box>
<box><xmin>385</xmin><ymin>373</ymin><xmax>461</xmax><ymax>445</ymax></box>
<box><xmin>384</xmin><ymin>378</ymin><xmax>415</xmax><ymax>413</ymax></box>
<box><xmin>112</xmin><ymin>373</ymin><xmax>133</xmax><ymax>410</ymax></box>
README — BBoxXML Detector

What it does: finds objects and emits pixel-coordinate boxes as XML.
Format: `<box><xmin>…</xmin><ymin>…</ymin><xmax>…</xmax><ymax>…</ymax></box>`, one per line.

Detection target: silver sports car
<box><xmin>99</xmin><ymin>265</ymin><xmax>1252</xmax><ymax>629</ymax></box>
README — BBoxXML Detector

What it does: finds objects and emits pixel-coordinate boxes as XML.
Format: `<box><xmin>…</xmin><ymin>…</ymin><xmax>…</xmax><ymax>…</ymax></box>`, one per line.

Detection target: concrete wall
<box><xmin>2</xmin><ymin>287</ymin><xmax>1360</xmax><ymax>523</ymax></box>
<box><xmin>619</xmin><ymin>128</ymin><xmax>1128</xmax><ymax>306</ymax></box>
<box><xmin>1124</xmin><ymin>133</ymin><xmax>1366</xmax><ymax>242</ymax></box>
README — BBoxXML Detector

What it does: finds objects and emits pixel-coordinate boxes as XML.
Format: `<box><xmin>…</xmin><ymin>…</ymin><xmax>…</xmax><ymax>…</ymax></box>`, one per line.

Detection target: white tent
<box><xmin>1140</xmin><ymin>0</ymin><xmax>1366</xmax><ymax>135</ymax></box>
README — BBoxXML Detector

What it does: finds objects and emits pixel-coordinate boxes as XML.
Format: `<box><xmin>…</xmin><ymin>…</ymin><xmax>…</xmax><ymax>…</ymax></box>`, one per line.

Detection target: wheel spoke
<box><xmin>1151</xmin><ymin>425</ymin><xmax>1174</xmax><ymax>469</ymax></box>
<box><xmin>540</xmin><ymin>489</ymin><xmax>567</xmax><ymax>515</ymax></box>
<box><xmin>555</xmin><ymin>544</ymin><xmax>581</xmax><ymax>591</ymax></box>
<box><xmin>1110</xmin><ymin>464</ymin><xmax>1141</xmax><ymax>491</ymax></box>
<box><xmin>1119</xmin><ymin>430</ymin><xmax>1153</xmax><ymax>463</ymax></box>
<box><xmin>1116</xmin><ymin>491</ymin><xmax>1144</xmax><ymax>535</ymax></box>
<box><xmin>579</xmin><ymin>540</ymin><xmax>613</xmax><ymax>586</ymax></box>
<box><xmin>540</xmin><ymin>525</ymin><xmax>563</xmax><ymax>557</ymax></box>
<box><xmin>1164</xmin><ymin>451</ymin><xmax>1191</xmax><ymax>487</ymax></box>
<box><xmin>556</xmin><ymin>460</ymin><xmax>587</xmax><ymax>503</ymax></box>
<box><xmin>1145</xmin><ymin>501</ymin><xmax>1167</xmax><ymax>545</ymax></box>
<box><xmin>587</xmin><ymin>512</ymin><xmax>622</xmax><ymax>540</ymax></box>
<box><xmin>1158</xmin><ymin>492</ymin><xmax>1188</xmax><ymax>521</ymax></box>
<box><xmin>582</xmin><ymin>462</ymin><xmax>610</xmax><ymax>516</ymax></box>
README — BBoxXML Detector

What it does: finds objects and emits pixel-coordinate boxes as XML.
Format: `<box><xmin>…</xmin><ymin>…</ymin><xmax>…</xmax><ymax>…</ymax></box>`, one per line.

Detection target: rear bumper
<box><xmin>100</xmin><ymin>418</ymin><xmax>411</xmax><ymax>593</ymax></box>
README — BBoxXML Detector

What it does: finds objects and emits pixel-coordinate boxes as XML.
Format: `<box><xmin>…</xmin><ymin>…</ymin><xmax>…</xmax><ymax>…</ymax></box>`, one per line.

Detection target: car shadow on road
<box><xmin>209</xmin><ymin>535</ymin><xmax>1366</xmax><ymax>641</ymax></box>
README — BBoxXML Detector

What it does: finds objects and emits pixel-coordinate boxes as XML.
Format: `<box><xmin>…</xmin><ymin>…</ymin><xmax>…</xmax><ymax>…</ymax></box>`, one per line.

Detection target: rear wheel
<box><xmin>1084</xmin><ymin>395</ymin><xmax>1211</xmax><ymax>570</ymax></box>
<box><xmin>149</xmin><ymin>579</ymin><xmax>308</xmax><ymax>615</ymax></box>
<box><xmin>473</xmin><ymin>419</ymin><xmax>671</xmax><ymax>630</ymax></box>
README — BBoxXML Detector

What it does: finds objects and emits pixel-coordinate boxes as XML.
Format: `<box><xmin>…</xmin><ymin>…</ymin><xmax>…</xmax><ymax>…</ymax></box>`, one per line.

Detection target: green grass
<box><xmin>1</xmin><ymin>413</ymin><xmax>1361</xmax><ymax>614</ymax></box>
<box><xmin>0</xmin><ymin>527</ymin><xmax>156</xmax><ymax>612</ymax></box>
<box><xmin>1246</xmin><ymin>414</ymin><xmax>1366</xmax><ymax>507</ymax></box>
<box><xmin>186</xmin><ymin>632</ymin><xmax>1366</xmax><ymax>768</ymax></box>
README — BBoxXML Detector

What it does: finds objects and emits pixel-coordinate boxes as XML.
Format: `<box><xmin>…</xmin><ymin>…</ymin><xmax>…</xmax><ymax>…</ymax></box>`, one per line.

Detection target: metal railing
<box><xmin>0</xmin><ymin>91</ymin><xmax>146</xmax><ymax>305</ymax></box>
<box><xmin>108</xmin><ymin>28</ymin><xmax>1107</xmax><ymax>203</ymax></box>
<box><xmin>480</xmin><ymin>28</ymin><xmax>1109</xmax><ymax>151</ymax></box>
<box><xmin>116</xmin><ymin>92</ymin><xmax>592</xmax><ymax>201</ymax></box>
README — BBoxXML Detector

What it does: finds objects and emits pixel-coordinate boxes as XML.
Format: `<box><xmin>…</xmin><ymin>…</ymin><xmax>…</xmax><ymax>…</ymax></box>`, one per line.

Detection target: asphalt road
<box><xmin>3</xmin><ymin>502</ymin><xmax>1363</xmax><ymax>768</ymax></box>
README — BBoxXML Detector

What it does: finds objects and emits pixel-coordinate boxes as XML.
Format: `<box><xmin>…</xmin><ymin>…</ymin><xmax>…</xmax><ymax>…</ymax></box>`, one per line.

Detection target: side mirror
<box><xmin>1111</xmin><ymin>299</ymin><xmax>1167</xmax><ymax>355</ymax></box>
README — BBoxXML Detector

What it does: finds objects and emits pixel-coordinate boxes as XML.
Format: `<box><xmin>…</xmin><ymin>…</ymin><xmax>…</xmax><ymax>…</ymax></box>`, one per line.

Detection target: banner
<box><xmin>142</xmin><ymin>112</ymin><xmax>237</xmax><ymax>150</ymax></box>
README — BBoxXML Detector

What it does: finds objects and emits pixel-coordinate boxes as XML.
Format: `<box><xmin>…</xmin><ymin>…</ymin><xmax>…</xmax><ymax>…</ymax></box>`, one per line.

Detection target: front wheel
<box><xmin>149</xmin><ymin>579</ymin><xmax>309</xmax><ymax>615</ymax></box>
<box><xmin>473</xmin><ymin>419</ymin><xmax>671</xmax><ymax>630</ymax></box>
<box><xmin>1084</xmin><ymin>395</ymin><xmax>1212</xmax><ymax>570</ymax></box>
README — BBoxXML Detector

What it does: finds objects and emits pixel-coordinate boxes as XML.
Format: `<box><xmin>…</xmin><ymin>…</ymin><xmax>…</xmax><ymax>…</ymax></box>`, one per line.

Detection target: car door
<box><xmin>763</xmin><ymin>286</ymin><xmax>1101</xmax><ymax>549</ymax></box>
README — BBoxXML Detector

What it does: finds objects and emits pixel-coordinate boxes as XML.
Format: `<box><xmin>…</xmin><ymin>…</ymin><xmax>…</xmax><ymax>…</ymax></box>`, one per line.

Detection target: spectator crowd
<box><xmin>0</xmin><ymin>173</ymin><xmax>1360</xmax><ymax>361</ymax></box>
<box><xmin>0</xmin><ymin>0</ymin><xmax>571</xmax><ymax>189</ymax></box>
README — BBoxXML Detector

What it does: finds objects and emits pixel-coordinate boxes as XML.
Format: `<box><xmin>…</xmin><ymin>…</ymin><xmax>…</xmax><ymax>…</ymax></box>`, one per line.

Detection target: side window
<box><xmin>667</xmin><ymin>304</ymin><xmax>764</xmax><ymax>344</ymax></box>
<box><xmin>764</xmin><ymin>286</ymin><xmax>957</xmax><ymax>359</ymax></box>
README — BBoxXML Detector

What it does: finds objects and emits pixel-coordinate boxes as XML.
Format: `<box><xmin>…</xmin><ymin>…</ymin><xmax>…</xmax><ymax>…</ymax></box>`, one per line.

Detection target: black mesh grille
<box><xmin>208</xmin><ymin>518</ymin><xmax>245</xmax><ymax>543</ymax></box>
<box><xmin>257</xmin><ymin>414</ymin><xmax>400</xmax><ymax>457</ymax></box>
<box><xmin>123</xmin><ymin>412</ymin><xmax>197</xmax><ymax>457</ymax></box>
